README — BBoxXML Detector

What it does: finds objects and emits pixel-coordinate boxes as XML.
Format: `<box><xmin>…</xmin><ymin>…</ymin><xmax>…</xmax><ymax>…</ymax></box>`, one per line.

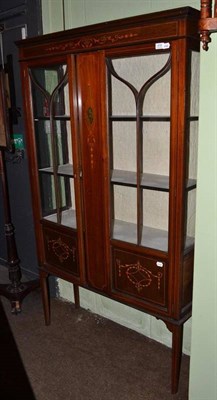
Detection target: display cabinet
<box><xmin>17</xmin><ymin>7</ymin><xmax>200</xmax><ymax>393</ymax></box>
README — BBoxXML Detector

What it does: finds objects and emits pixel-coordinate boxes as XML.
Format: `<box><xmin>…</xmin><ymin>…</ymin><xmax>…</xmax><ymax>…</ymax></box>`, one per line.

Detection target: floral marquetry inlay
<box><xmin>48</xmin><ymin>237</ymin><xmax>76</xmax><ymax>263</ymax></box>
<box><xmin>45</xmin><ymin>32</ymin><xmax>138</xmax><ymax>53</ymax></box>
<box><xmin>117</xmin><ymin>259</ymin><xmax>163</xmax><ymax>292</ymax></box>
<box><xmin>85</xmin><ymin>81</ymin><xmax>96</xmax><ymax>169</ymax></box>
<box><xmin>87</xmin><ymin>133</ymin><xmax>96</xmax><ymax>169</ymax></box>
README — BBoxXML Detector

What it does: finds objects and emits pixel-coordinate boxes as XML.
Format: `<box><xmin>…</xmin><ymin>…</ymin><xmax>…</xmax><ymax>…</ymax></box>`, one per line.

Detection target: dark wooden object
<box><xmin>17</xmin><ymin>7</ymin><xmax>200</xmax><ymax>393</ymax></box>
<box><xmin>0</xmin><ymin>149</ymin><xmax>39</xmax><ymax>313</ymax></box>
<box><xmin>199</xmin><ymin>0</ymin><xmax>217</xmax><ymax>50</ymax></box>
<box><xmin>0</xmin><ymin>68</ymin><xmax>39</xmax><ymax>312</ymax></box>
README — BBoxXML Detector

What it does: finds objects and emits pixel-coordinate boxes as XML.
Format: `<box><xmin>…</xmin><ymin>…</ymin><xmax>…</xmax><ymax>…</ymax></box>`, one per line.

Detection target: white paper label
<box><xmin>22</xmin><ymin>26</ymin><xmax>27</xmax><ymax>39</ymax></box>
<box><xmin>155</xmin><ymin>42</ymin><xmax>170</xmax><ymax>50</ymax></box>
<box><xmin>156</xmin><ymin>261</ymin><xmax>164</xmax><ymax>268</ymax></box>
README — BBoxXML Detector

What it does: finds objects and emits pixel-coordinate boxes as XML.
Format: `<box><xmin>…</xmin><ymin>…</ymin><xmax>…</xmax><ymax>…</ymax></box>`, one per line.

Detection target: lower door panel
<box><xmin>43</xmin><ymin>225</ymin><xmax>79</xmax><ymax>277</ymax></box>
<box><xmin>112</xmin><ymin>247</ymin><xmax>167</xmax><ymax>307</ymax></box>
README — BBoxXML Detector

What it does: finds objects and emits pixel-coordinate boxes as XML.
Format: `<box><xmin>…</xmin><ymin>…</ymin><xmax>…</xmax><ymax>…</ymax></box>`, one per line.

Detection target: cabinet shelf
<box><xmin>186</xmin><ymin>178</ymin><xmax>197</xmax><ymax>190</ymax></box>
<box><xmin>34</xmin><ymin>115</ymin><xmax>70</xmax><ymax>121</ymax></box>
<box><xmin>39</xmin><ymin>163</ymin><xmax>73</xmax><ymax>177</ymax></box>
<box><xmin>112</xmin><ymin>219</ymin><xmax>168</xmax><ymax>252</ymax></box>
<box><xmin>111</xmin><ymin>169</ymin><xmax>169</xmax><ymax>190</ymax></box>
<box><xmin>111</xmin><ymin>169</ymin><xmax>196</xmax><ymax>191</ymax></box>
<box><xmin>43</xmin><ymin>208</ymin><xmax>77</xmax><ymax>229</ymax></box>
<box><xmin>113</xmin><ymin>219</ymin><xmax>194</xmax><ymax>252</ymax></box>
<box><xmin>110</xmin><ymin>115</ymin><xmax>171</xmax><ymax>122</ymax></box>
<box><xmin>187</xmin><ymin>116</ymin><xmax>199</xmax><ymax>121</ymax></box>
<box><xmin>110</xmin><ymin>115</ymin><xmax>198</xmax><ymax>122</ymax></box>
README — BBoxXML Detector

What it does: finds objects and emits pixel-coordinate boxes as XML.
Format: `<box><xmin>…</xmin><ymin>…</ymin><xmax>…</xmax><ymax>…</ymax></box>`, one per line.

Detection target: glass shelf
<box><xmin>43</xmin><ymin>208</ymin><xmax>77</xmax><ymax>229</ymax></box>
<box><xmin>39</xmin><ymin>163</ymin><xmax>73</xmax><ymax>177</ymax></box>
<box><xmin>111</xmin><ymin>169</ymin><xmax>169</xmax><ymax>190</ymax></box>
<box><xmin>141</xmin><ymin>173</ymin><xmax>169</xmax><ymax>190</ymax></box>
<box><xmin>110</xmin><ymin>115</ymin><xmax>198</xmax><ymax>122</ymax></box>
<box><xmin>111</xmin><ymin>170</ymin><xmax>137</xmax><ymax>186</ymax></box>
<box><xmin>187</xmin><ymin>116</ymin><xmax>199</xmax><ymax>121</ymax></box>
<box><xmin>111</xmin><ymin>169</ymin><xmax>196</xmax><ymax>191</ymax></box>
<box><xmin>112</xmin><ymin>219</ymin><xmax>194</xmax><ymax>252</ymax></box>
<box><xmin>186</xmin><ymin>178</ymin><xmax>197</xmax><ymax>190</ymax></box>
<box><xmin>112</xmin><ymin>219</ymin><xmax>168</xmax><ymax>252</ymax></box>
<box><xmin>34</xmin><ymin>115</ymin><xmax>70</xmax><ymax>121</ymax></box>
<box><xmin>110</xmin><ymin>115</ymin><xmax>170</xmax><ymax>122</ymax></box>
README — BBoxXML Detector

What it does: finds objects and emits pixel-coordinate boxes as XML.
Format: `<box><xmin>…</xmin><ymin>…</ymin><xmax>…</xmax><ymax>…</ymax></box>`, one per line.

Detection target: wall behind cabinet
<box><xmin>42</xmin><ymin>0</ymin><xmax>199</xmax><ymax>31</ymax></box>
<box><xmin>0</xmin><ymin>0</ymin><xmax>42</xmax><ymax>276</ymax></box>
<box><xmin>41</xmin><ymin>1</ymin><xmax>217</xmax><ymax>399</ymax></box>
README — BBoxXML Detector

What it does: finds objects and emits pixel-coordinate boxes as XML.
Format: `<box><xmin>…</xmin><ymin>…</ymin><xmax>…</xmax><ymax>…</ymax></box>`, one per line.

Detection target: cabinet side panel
<box><xmin>77</xmin><ymin>51</ymin><xmax>109</xmax><ymax>291</ymax></box>
<box><xmin>182</xmin><ymin>251</ymin><xmax>194</xmax><ymax>309</ymax></box>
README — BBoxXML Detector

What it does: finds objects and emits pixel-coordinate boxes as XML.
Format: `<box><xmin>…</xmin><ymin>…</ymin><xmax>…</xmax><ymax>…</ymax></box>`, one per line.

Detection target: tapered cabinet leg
<box><xmin>40</xmin><ymin>271</ymin><xmax>50</xmax><ymax>326</ymax></box>
<box><xmin>164</xmin><ymin>321</ymin><xmax>184</xmax><ymax>394</ymax></box>
<box><xmin>171</xmin><ymin>324</ymin><xmax>184</xmax><ymax>394</ymax></box>
<box><xmin>73</xmin><ymin>284</ymin><xmax>80</xmax><ymax>309</ymax></box>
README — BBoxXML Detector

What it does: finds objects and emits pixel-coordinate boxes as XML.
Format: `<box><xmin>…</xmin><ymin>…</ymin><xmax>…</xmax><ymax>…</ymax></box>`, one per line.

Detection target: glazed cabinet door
<box><xmin>25</xmin><ymin>58</ymin><xmax>83</xmax><ymax>282</ymax></box>
<box><xmin>105</xmin><ymin>41</ymin><xmax>199</xmax><ymax>315</ymax></box>
<box><xmin>106</xmin><ymin>46</ymin><xmax>172</xmax><ymax>310</ymax></box>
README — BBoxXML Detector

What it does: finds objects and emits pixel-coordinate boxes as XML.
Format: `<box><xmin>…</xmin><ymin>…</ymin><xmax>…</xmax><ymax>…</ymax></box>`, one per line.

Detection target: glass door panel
<box><xmin>142</xmin><ymin>120</ymin><xmax>170</xmax><ymax>203</ymax></box>
<box><xmin>142</xmin><ymin>190</ymin><xmax>169</xmax><ymax>252</ymax></box>
<box><xmin>112</xmin><ymin>121</ymin><xmax>137</xmax><ymax>175</ymax></box>
<box><xmin>113</xmin><ymin>186</ymin><xmax>137</xmax><ymax>244</ymax></box>
<box><xmin>184</xmin><ymin>50</ymin><xmax>200</xmax><ymax>250</ymax></box>
<box><xmin>142</xmin><ymin>55</ymin><xmax>171</xmax><ymax>117</ymax></box>
<box><xmin>107</xmin><ymin>51</ymin><xmax>171</xmax><ymax>251</ymax></box>
<box><xmin>44</xmin><ymin>176</ymin><xmax>77</xmax><ymax>228</ymax></box>
<box><xmin>185</xmin><ymin>189</ymin><xmax>196</xmax><ymax>249</ymax></box>
<box><xmin>29</xmin><ymin>64</ymin><xmax>77</xmax><ymax>228</ymax></box>
<box><xmin>35</xmin><ymin>120</ymin><xmax>73</xmax><ymax>173</ymax></box>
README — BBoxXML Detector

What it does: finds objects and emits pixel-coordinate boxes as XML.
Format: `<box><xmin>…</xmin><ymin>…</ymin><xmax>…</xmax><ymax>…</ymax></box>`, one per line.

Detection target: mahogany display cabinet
<box><xmin>17</xmin><ymin>7</ymin><xmax>200</xmax><ymax>393</ymax></box>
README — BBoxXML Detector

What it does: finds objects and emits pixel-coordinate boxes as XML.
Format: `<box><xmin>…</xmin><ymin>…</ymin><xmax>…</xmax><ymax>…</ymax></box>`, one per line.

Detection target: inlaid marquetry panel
<box><xmin>112</xmin><ymin>248</ymin><xmax>167</xmax><ymax>306</ymax></box>
<box><xmin>43</xmin><ymin>226</ymin><xmax>79</xmax><ymax>276</ymax></box>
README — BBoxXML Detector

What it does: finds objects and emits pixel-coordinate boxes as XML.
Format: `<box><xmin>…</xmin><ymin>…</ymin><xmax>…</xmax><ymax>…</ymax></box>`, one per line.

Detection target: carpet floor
<box><xmin>0</xmin><ymin>268</ymin><xmax>189</xmax><ymax>400</ymax></box>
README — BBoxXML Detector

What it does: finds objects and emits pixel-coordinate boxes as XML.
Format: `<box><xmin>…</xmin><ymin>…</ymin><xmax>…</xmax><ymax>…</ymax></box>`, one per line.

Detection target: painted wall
<box><xmin>42</xmin><ymin>0</ymin><xmax>199</xmax><ymax>29</ymax></box>
<box><xmin>41</xmin><ymin>1</ymin><xmax>217</xmax><ymax>399</ymax></box>
<box><xmin>0</xmin><ymin>0</ymin><xmax>42</xmax><ymax>277</ymax></box>
<box><xmin>189</xmin><ymin>33</ymin><xmax>217</xmax><ymax>400</ymax></box>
